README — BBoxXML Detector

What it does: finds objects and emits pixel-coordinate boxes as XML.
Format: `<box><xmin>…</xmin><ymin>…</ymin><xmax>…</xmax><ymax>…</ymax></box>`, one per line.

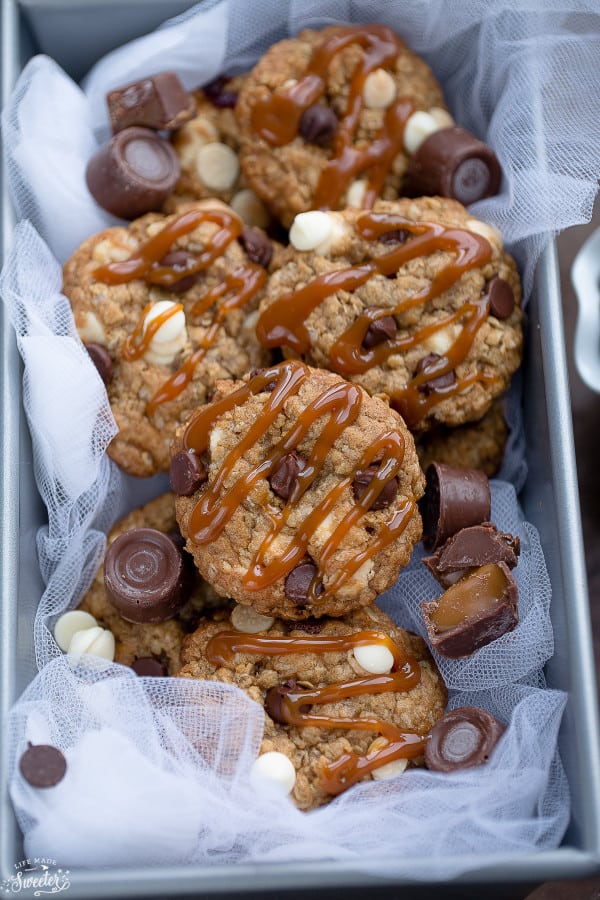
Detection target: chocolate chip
<box><xmin>425</xmin><ymin>707</ymin><xmax>505</xmax><ymax>772</ymax></box>
<box><xmin>299</xmin><ymin>104</ymin><xmax>338</xmax><ymax>148</ymax></box>
<box><xmin>423</xmin><ymin>522</ymin><xmax>520</xmax><ymax>587</ymax></box>
<box><xmin>487</xmin><ymin>276</ymin><xmax>515</xmax><ymax>320</ymax></box>
<box><xmin>84</xmin><ymin>342</ymin><xmax>113</xmax><ymax>385</ymax></box>
<box><xmin>170</xmin><ymin>450</ymin><xmax>207</xmax><ymax>496</ymax></box>
<box><xmin>107</xmin><ymin>72</ymin><xmax>194</xmax><ymax>134</ymax></box>
<box><xmin>131</xmin><ymin>656</ymin><xmax>168</xmax><ymax>677</ymax></box>
<box><xmin>362</xmin><ymin>315</ymin><xmax>397</xmax><ymax>350</ymax></box>
<box><xmin>353</xmin><ymin>465</ymin><xmax>399</xmax><ymax>510</ymax></box>
<box><xmin>416</xmin><ymin>353</ymin><xmax>456</xmax><ymax>394</ymax></box>
<box><xmin>284</xmin><ymin>561</ymin><xmax>323</xmax><ymax>606</ymax></box>
<box><xmin>292</xmin><ymin>618</ymin><xmax>324</xmax><ymax>634</ymax></box>
<box><xmin>19</xmin><ymin>743</ymin><xmax>67</xmax><ymax>788</ymax></box>
<box><xmin>264</xmin><ymin>684</ymin><xmax>293</xmax><ymax>724</ymax></box>
<box><xmin>203</xmin><ymin>76</ymin><xmax>239</xmax><ymax>109</ymax></box>
<box><xmin>420</xmin><ymin>462</ymin><xmax>491</xmax><ymax>551</ymax></box>
<box><xmin>249</xmin><ymin>368</ymin><xmax>277</xmax><ymax>391</ymax></box>
<box><xmin>159</xmin><ymin>250</ymin><xmax>199</xmax><ymax>293</ymax></box>
<box><xmin>238</xmin><ymin>227</ymin><xmax>273</xmax><ymax>268</ymax></box>
<box><xmin>269</xmin><ymin>451</ymin><xmax>305</xmax><ymax>500</ymax></box>
<box><xmin>379</xmin><ymin>229</ymin><xmax>410</xmax><ymax>245</ymax></box>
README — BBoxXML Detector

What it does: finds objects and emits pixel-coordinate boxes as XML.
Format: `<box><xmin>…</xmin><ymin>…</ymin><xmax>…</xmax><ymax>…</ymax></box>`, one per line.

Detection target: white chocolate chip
<box><xmin>428</xmin><ymin>106</ymin><xmax>454</xmax><ymax>129</ymax></box>
<box><xmin>466</xmin><ymin>217</ymin><xmax>503</xmax><ymax>249</ymax></box>
<box><xmin>68</xmin><ymin>626</ymin><xmax>115</xmax><ymax>661</ymax></box>
<box><xmin>209</xmin><ymin>426</ymin><xmax>226</xmax><ymax>455</ymax></box>
<box><xmin>371</xmin><ymin>756</ymin><xmax>408</xmax><ymax>781</ymax></box>
<box><xmin>177</xmin><ymin>116</ymin><xmax>220</xmax><ymax>169</ymax></box>
<box><xmin>422</xmin><ymin>323</ymin><xmax>461</xmax><ymax>356</ymax></box>
<box><xmin>230</xmin><ymin>604</ymin><xmax>275</xmax><ymax>634</ymax></box>
<box><xmin>353</xmin><ymin>643</ymin><xmax>395</xmax><ymax>675</ymax></box>
<box><xmin>289</xmin><ymin>211</ymin><xmax>334</xmax><ymax>252</ymax></box>
<box><xmin>92</xmin><ymin>237</ymin><xmax>134</xmax><ymax>265</ymax></box>
<box><xmin>54</xmin><ymin>610</ymin><xmax>98</xmax><ymax>652</ymax></box>
<box><xmin>195</xmin><ymin>142</ymin><xmax>240</xmax><ymax>192</ymax></box>
<box><xmin>282</xmin><ymin>79</ymin><xmax>298</xmax><ymax>89</ymax></box>
<box><xmin>249</xmin><ymin>751</ymin><xmax>296</xmax><ymax>794</ymax></box>
<box><xmin>230</xmin><ymin>188</ymin><xmax>270</xmax><ymax>229</ymax></box>
<box><xmin>362</xmin><ymin>68</ymin><xmax>397</xmax><ymax>109</ymax></box>
<box><xmin>403</xmin><ymin>110</ymin><xmax>441</xmax><ymax>155</ymax></box>
<box><xmin>142</xmin><ymin>300</ymin><xmax>187</xmax><ymax>366</ymax></box>
<box><xmin>346</xmin><ymin>180</ymin><xmax>368</xmax><ymax>208</ymax></box>
<box><xmin>77</xmin><ymin>311</ymin><xmax>107</xmax><ymax>346</ymax></box>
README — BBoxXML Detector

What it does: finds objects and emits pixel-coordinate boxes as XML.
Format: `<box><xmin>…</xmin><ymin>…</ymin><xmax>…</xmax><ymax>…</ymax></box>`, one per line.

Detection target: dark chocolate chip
<box><xmin>292</xmin><ymin>618</ymin><xmax>324</xmax><ymax>634</ymax></box>
<box><xmin>423</xmin><ymin>522</ymin><xmax>520</xmax><ymax>587</ymax></box>
<box><xmin>170</xmin><ymin>450</ymin><xmax>207</xmax><ymax>496</ymax></box>
<box><xmin>238</xmin><ymin>227</ymin><xmax>273</xmax><ymax>268</ymax></box>
<box><xmin>420</xmin><ymin>462</ymin><xmax>491</xmax><ymax>551</ymax></box>
<box><xmin>19</xmin><ymin>743</ymin><xmax>67</xmax><ymax>788</ymax></box>
<box><xmin>104</xmin><ymin>527</ymin><xmax>190</xmax><ymax>623</ymax></box>
<box><xmin>203</xmin><ymin>76</ymin><xmax>239</xmax><ymax>109</ymax></box>
<box><xmin>131</xmin><ymin>656</ymin><xmax>168</xmax><ymax>677</ymax></box>
<box><xmin>404</xmin><ymin>127</ymin><xmax>501</xmax><ymax>205</ymax></box>
<box><xmin>299</xmin><ymin>104</ymin><xmax>338</xmax><ymax>148</ymax></box>
<box><xmin>425</xmin><ymin>706</ymin><xmax>505</xmax><ymax>772</ymax></box>
<box><xmin>84</xmin><ymin>342</ymin><xmax>113</xmax><ymax>385</ymax></box>
<box><xmin>362</xmin><ymin>315</ymin><xmax>397</xmax><ymax>350</ymax></box>
<box><xmin>269</xmin><ymin>451</ymin><xmax>305</xmax><ymax>501</ymax></box>
<box><xmin>487</xmin><ymin>276</ymin><xmax>515</xmax><ymax>320</ymax></box>
<box><xmin>379</xmin><ymin>229</ymin><xmax>410</xmax><ymax>245</ymax></box>
<box><xmin>264</xmin><ymin>684</ymin><xmax>294</xmax><ymax>724</ymax></box>
<box><xmin>159</xmin><ymin>250</ymin><xmax>199</xmax><ymax>293</ymax></box>
<box><xmin>284</xmin><ymin>561</ymin><xmax>323</xmax><ymax>606</ymax></box>
<box><xmin>86</xmin><ymin>126</ymin><xmax>180</xmax><ymax>220</ymax></box>
<box><xmin>107</xmin><ymin>72</ymin><xmax>194</xmax><ymax>134</ymax></box>
<box><xmin>353</xmin><ymin>465</ymin><xmax>399</xmax><ymax>510</ymax></box>
<box><xmin>249</xmin><ymin>368</ymin><xmax>276</xmax><ymax>391</ymax></box>
<box><xmin>416</xmin><ymin>353</ymin><xmax>456</xmax><ymax>394</ymax></box>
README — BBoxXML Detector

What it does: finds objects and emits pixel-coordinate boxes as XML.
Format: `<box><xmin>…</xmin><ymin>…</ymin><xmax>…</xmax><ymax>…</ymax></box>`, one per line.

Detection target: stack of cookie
<box><xmin>58</xmin><ymin>23</ymin><xmax>523</xmax><ymax>809</ymax></box>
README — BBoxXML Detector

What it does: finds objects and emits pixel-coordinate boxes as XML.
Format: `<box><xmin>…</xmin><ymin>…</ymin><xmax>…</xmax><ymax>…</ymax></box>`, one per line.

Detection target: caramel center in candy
<box><xmin>429</xmin><ymin>563</ymin><xmax>508</xmax><ymax>633</ymax></box>
<box><xmin>256</xmin><ymin>212</ymin><xmax>495</xmax><ymax>426</ymax></box>
<box><xmin>183</xmin><ymin>360</ymin><xmax>414</xmax><ymax>601</ymax></box>
<box><xmin>205</xmin><ymin>628</ymin><xmax>425</xmax><ymax>795</ymax></box>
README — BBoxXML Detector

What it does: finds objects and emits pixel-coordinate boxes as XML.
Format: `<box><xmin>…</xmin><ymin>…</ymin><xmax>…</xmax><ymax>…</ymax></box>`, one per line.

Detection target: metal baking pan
<box><xmin>1</xmin><ymin>1</ymin><xmax>600</xmax><ymax>897</ymax></box>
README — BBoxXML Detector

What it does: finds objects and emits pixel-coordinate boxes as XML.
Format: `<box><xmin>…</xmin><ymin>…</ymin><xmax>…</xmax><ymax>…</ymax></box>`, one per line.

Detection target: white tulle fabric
<box><xmin>2</xmin><ymin>0</ymin><xmax>597</xmax><ymax>878</ymax></box>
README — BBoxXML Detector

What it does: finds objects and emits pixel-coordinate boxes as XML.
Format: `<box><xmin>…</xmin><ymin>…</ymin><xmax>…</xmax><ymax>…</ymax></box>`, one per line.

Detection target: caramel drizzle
<box><xmin>255</xmin><ymin>213</ymin><xmax>494</xmax><ymax>427</ymax></box>
<box><xmin>93</xmin><ymin>208</ymin><xmax>266</xmax><ymax>414</ymax></box>
<box><xmin>183</xmin><ymin>360</ymin><xmax>414</xmax><ymax>599</ymax></box>
<box><xmin>250</xmin><ymin>25</ymin><xmax>414</xmax><ymax>209</ymax></box>
<box><xmin>205</xmin><ymin>628</ymin><xmax>425</xmax><ymax>795</ymax></box>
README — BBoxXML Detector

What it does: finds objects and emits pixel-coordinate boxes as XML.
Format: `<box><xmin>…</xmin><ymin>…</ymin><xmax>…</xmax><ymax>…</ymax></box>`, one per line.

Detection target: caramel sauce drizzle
<box><xmin>205</xmin><ymin>627</ymin><xmax>426</xmax><ymax>795</ymax></box>
<box><xmin>250</xmin><ymin>25</ymin><xmax>414</xmax><ymax>210</ymax></box>
<box><xmin>93</xmin><ymin>208</ymin><xmax>266</xmax><ymax>414</ymax></box>
<box><xmin>183</xmin><ymin>360</ymin><xmax>414</xmax><ymax>600</ymax></box>
<box><xmin>256</xmin><ymin>213</ymin><xmax>494</xmax><ymax>427</ymax></box>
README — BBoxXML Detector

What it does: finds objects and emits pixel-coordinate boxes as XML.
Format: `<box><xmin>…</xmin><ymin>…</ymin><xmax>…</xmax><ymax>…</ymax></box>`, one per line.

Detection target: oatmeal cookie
<box><xmin>416</xmin><ymin>400</ymin><xmax>508</xmax><ymax>477</ymax></box>
<box><xmin>172</xmin><ymin>361</ymin><xmax>425</xmax><ymax>620</ymax></box>
<box><xmin>237</xmin><ymin>25</ymin><xmax>450</xmax><ymax>226</ymax></box>
<box><xmin>63</xmin><ymin>199</ymin><xmax>274</xmax><ymax>476</ymax></box>
<box><xmin>179</xmin><ymin>603</ymin><xmax>447</xmax><ymax>809</ymax></box>
<box><xmin>78</xmin><ymin>493</ymin><xmax>225</xmax><ymax>674</ymax></box>
<box><xmin>256</xmin><ymin>197</ymin><xmax>522</xmax><ymax>432</ymax></box>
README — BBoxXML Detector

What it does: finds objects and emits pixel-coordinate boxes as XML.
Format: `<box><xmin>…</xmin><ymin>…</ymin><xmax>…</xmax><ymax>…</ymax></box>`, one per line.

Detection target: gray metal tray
<box><xmin>1</xmin><ymin>1</ymin><xmax>600</xmax><ymax>897</ymax></box>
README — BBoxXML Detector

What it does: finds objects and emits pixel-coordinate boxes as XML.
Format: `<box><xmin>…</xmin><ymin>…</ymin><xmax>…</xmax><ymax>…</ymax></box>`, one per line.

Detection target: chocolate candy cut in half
<box><xmin>420</xmin><ymin>462</ymin><xmax>491</xmax><ymax>551</ymax></box>
<box><xmin>86</xmin><ymin>126</ymin><xmax>180</xmax><ymax>220</ymax></box>
<box><xmin>425</xmin><ymin>706</ymin><xmax>505</xmax><ymax>772</ymax></box>
<box><xmin>423</xmin><ymin>522</ymin><xmax>520</xmax><ymax>588</ymax></box>
<box><xmin>104</xmin><ymin>527</ymin><xmax>191</xmax><ymax>623</ymax></box>
<box><xmin>107</xmin><ymin>72</ymin><xmax>195</xmax><ymax>133</ymax></box>
<box><xmin>421</xmin><ymin>560</ymin><xmax>518</xmax><ymax>658</ymax></box>
<box><xmin>404</xmin><ymin>126</ymin><xmax>501</xmax><ymax>205</ymax></box>
<box><xmin>19</xmin><ymin>743</ymin><xmax>67</xmax><ymax>788</ymax></box>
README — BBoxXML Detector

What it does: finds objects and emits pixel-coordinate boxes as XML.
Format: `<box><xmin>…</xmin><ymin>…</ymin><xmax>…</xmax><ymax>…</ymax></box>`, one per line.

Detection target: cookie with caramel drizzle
<box><xmin>172</xmin><ymin>362</ymin><xmax>424</xmax><ymax>620</ymax></box>
<box><xmin>178</xmin><ymin>603</ymin><xmax>447</xmax><ymax>810</ymax></box>
<box><xmin>257</xmin><ymin>197</ymin><xmax>522</xmax><ymax>432</ymax></box>
<box><xmin>62</xmin><ymin>200</ymin><xmax>273</xmax><ymax>476</ymax></box>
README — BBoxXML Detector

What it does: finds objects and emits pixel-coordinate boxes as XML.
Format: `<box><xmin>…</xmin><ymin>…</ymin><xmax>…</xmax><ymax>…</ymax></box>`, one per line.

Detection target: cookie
<box><xmin>63</xmin><ymin>199</ymin><xmax>273</xmax><ymax>476</ymax></box>
<box><xmin>237</xmin><ymin>25</ymin><xmax>449</xmax><ymax>226</ymax></box>
<box><xmin>165</xmin><ymin>76</ymin><xmax>272</xmax><ymax>230</ymax></box>
<box><xmin>172</xmin><ymin>361</ymin><xmax>425</xmax><ymax>620</ymax></box>
<box><xmin>178</xmin><ymin>603</ymin><xmax>447</xmax><ymax>809</ymax></box>
<box><xmin>416</xmin><ymin>400</ymin><xmax>508</xmax><ymax>477</ymax></box>
<box><xmin>78</xmin><ymin>492</ymin><xmax>225</xmax><ymax>674</ymax></box>
<box><xmin>256</xmin><ymin>197</ymin><xmax>522</xmax><ymax>432</ymax></box>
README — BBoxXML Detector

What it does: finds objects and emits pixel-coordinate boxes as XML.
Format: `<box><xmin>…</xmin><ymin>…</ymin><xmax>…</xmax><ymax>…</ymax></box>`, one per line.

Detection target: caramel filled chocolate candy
<box><xmin>421</xmin><ymin>561</ymin><xmax>518</xmax><ymax>658</ymax></box>
<box><xmin>107</xmin><ymin>72</ymin><xmax>194</xmax><ymax>133</ymax></box>
<box><xmin>405</xmin><ymin>126</ymin><xmax>501</xmax><ymax>205</ymax></box>
<box><xmin>86</xmin><ymin>127</ymin><xmax>180</xmax><ymax>220</ymax></box>
<box><xmin>420</xmin><ymin>462</ymin><xmax>491</xmax><ymax>551</ymax></box>
<box><xmin>425</xmin><ymin>706</ymin><xmax>505</xmax><ymax>772</ymax></box>
<box><xmin>423</xmin><ymin>522</ymin><xmax>520</xmax><ymax>587</ymax></box>
<box><xmin>19</xmin><ymin>743</ymin><xmax>67</xmax><ymax>788</ymax></box>
<box><xmin>104</xmin><ymin>527</ymin><xmax>190</xmax><ymax>623</ymax></box>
